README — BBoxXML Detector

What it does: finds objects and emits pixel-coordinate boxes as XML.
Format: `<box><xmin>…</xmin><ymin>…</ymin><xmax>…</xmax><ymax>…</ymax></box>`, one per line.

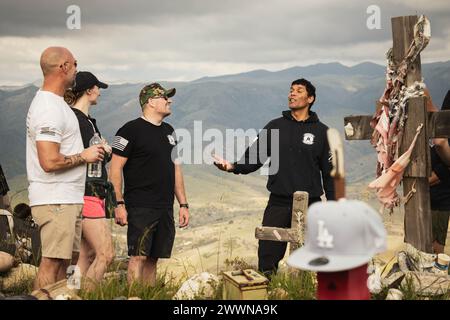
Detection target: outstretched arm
<box><xmin>213</xmin><ymin>154</ymin><xmax>235</xmax><ymax>172</ymax></box>
<box><xmin>214</xmin><ymin>126</ymin><xmax>272</xmax><ymax>175</ymax></box>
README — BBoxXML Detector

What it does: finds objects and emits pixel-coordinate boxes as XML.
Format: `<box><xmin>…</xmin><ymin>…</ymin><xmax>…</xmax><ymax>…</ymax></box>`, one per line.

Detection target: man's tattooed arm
<box><xmin>63</xmin><ymin>153</ymin><xmax>87</xmax><ymax>168</ymax></box>
<box><xmin>41</xmin><ymin>152</ymin><xmax>87</xmax><ymax>172</ymax></box>
<box><xmin>36</xmin><ymin>141</ymin><xmax>101</xmax><ymax>173</ymax></box>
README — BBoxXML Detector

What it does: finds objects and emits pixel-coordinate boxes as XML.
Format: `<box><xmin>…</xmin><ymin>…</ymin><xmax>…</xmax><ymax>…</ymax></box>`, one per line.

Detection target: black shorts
<box><xmin>432</xmin><ymin>209</ymin><xmax>450</xmax><ymax>246</ymax></box>
<box><xmin>126</xmin><ymin>207</ymin><xmax>175</xmax><ymax>258</ymax></box>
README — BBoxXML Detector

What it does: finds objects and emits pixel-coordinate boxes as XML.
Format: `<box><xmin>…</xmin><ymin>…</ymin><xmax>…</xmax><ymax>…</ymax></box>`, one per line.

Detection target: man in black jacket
<box><xmin>214</xmin><ymin>78</ymin><xmax>334</xmax><ymax>276</ymax></box>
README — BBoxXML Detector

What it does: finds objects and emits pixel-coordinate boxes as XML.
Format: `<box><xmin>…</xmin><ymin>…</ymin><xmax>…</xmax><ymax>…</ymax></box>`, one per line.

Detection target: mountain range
<box><xmin>1</xmin><ymin>61</ymin><xmax>449</xmax><ymax>183</ymax></box>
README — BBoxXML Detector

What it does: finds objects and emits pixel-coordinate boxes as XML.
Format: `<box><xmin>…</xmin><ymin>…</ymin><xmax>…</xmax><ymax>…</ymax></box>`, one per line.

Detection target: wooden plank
<box><xmin>392</xmin><ymin>15</ymin><xmax>433</xmax><ymax>253</ymax></box>
<box><xmin>290</xmin><ymin>191</ymin><xmax>309</xmax><ymax>252</ymax></box>
<box><xmin>392</xmin><ymin>16</ymin><xmax>422</xmax><ymax>85</ymax></box>
<box><xmin>254</xmin><ymin>191</ymin><xmax>309</xmax><ymax>252</ymax></box>
<box><xmin>403</xmin><ymin>177</ymin><xmax>433</xmax><ymax>252</ymax></box>
<box><xmin>327</xmin><ymin>128</ymin><xmax>346</xmax><ymax>200</ymax></box>
<box><xmin>401</xmin><ymin>97</ymin><xmax>430</xmax><ymax>178</ymax></box>
<box><xmin>31</xmin><ymin>279</ymin><xmax>82</xmax><ymax>300</ymax></box>
<box><xmin>393</xmin><ymin>16</ymin><xmax>425</xmax><ymax>179</ymax></box>
<box><xmin>394</xmin><ymin>18</ymin><xmax>429</xmax><ymax>179</ymax></box>
<box><xmin>345</xmin><ymin>111</ymin><xmax>450</xmax><ymax>142</ymax></box>
<box><xmin>255</xmin><ymin>227</ymin><xmax>296</xmax><ymax>242</ymax></box>
<box><xmin>343</xmin><ymin>115</ymin><xmax>372</xmax><ymax>140</ymax></box>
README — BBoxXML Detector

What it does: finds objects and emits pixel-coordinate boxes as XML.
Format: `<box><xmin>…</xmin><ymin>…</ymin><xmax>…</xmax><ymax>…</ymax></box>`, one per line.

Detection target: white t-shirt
<box><xmin>26</xmin><ymin>90</ymin><xmax>86</xmax><ymax>206</ymax></box>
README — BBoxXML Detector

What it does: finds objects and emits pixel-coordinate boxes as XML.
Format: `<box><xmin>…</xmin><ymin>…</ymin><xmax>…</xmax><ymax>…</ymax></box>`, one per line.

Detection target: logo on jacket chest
<box><xmin>167</xmin><ymin>134</ymin><xmax>176</xmax><ymax>146</ymax></box>
<box><xmin>302</xmin><ymin>133</ymin><xmax>315</xmax><ymax>145</ymax></box>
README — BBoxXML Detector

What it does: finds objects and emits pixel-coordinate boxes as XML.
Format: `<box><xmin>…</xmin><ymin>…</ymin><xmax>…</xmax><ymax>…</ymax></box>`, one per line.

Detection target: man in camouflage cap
<box><xmin>139</xmin><ymin>83</ymin><xmax>176</xmax><ymax>108</ymax></box>
<box><xmin>110</xmin><ymin>82</ymin><xmax>189</xmax><ymax>286</ymax></box>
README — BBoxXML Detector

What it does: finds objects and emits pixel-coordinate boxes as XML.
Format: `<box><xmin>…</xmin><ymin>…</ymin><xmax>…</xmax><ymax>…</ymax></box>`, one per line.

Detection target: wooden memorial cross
<box><xmin>344</xmin><ymin>15</ymin><xmax>450</xmax><ymax>253</ymax></box>
<box><xmin>255</xmin><ymin>191</ymin><xmax>309</xmax><ymax>255</ymax></box>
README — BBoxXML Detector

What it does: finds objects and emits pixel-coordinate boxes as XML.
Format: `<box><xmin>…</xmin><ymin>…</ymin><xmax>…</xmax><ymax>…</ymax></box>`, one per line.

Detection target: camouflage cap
<box><xmin>139</xmin><ymin>83</ymin><xmax>176</xmax><ymax>107</ymax></box>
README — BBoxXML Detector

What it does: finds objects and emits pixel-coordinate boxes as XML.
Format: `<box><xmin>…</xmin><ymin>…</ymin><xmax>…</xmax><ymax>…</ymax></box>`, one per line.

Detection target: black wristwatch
<box><xmin>180</xmin><ymin>203</ymin><xmax>189</xmax><ymax>209</ymax></box>
<box><xmin>117</xmin><ymin>200</ymin><xmax>125</xmax><ymax>206</ymax></box>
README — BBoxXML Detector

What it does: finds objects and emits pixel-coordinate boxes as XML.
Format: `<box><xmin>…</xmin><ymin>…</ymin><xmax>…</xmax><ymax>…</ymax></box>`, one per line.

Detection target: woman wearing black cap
<box><xmin>64</xmin><ymin>71</ymin><xmax>115</xmax><ymax>289</ymax></box>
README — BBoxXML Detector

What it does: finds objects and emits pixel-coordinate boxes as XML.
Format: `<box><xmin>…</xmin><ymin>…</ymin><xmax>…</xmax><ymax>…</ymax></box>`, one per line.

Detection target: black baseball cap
<box><xmin>73</xmin><ymin>71</ymin><xmax>108</xmax><ymax>93</ymax></box>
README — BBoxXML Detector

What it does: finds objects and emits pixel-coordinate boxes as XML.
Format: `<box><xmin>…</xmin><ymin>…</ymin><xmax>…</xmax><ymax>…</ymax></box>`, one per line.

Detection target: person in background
<box><xmin>0</xmin><ymin>164</ymin><xmax>15</xmax><ymax>272</ymax></box>
<box><xmin>429</xmin><ymin>90</ymin><xmax>450</xmax><ymax>254</ymax></box>
<box><xmin>13</xmin><ymin>203</ymin><xmax>41</xmax><ymax>266</ymax></box>
<box><xmin>64</xmin><ymin>71</ymin><xmax>115</xmax><ymax>289</ymax></box>
<box><xmin>0</xmin><ymin>164</ymin><xmax>11</xmax><ymax>212</ymax></box>
<box><xmin>26</xmin><ymin>47</ymin><xmax>104</xmax><ymax>290</ymax></box>
<box><xmin>0</xmin><ymin>207</ymin><xmax>15</xmax><ymax>273</ymax></box>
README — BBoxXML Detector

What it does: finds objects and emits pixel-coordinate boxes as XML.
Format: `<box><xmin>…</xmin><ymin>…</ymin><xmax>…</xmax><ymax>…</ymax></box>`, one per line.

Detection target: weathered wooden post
<box><xmin>344</xmin><ymin>15</ymin><xmax>450</xmax><ymax>253</ymax></box>
<box><xmin>393</xmin><ymin>16</ymin><xmax>432</xmax><ymax>253</ymax></box>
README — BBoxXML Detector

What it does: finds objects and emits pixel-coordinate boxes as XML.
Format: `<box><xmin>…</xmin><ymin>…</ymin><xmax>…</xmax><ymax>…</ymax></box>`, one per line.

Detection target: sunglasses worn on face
<box><xmin>152</xmin><ymin>95</ymin><xmax>168</xmax><ymax>101</ymax></box>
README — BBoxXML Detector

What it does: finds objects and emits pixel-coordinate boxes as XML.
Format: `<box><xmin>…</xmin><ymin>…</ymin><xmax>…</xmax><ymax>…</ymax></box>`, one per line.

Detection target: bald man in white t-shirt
<box><xmin>26</xmin><ymin>47</ymin><xmax>105</xmax><ymax>290</ymax></box>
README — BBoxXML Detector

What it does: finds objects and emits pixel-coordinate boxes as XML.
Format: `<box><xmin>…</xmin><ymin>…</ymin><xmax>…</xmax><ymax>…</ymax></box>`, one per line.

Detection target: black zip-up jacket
<box><xmin>233</xmin><ymin>110</ymin><xmax>335</xmax><ymax>201</ymax></box>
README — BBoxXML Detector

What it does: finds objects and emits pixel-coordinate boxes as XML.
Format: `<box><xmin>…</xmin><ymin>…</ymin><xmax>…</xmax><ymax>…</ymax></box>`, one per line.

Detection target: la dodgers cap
<box><xmin>287</xmin><ymin>199</ymin><xmax>387</xmax><ymax>272</ymax></box>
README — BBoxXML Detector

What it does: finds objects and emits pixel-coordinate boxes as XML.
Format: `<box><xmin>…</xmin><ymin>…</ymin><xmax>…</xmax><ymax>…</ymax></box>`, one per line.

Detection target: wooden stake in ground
<box><xmin>255</xmin><ymin>191</ymin><xmax>309</xmax><ymax>255</ymax></box>
<box><xmin>344</xmin><ymin>15</ymin><xmax>450</xmax><ymax>253</ymax></box>
<box><xmin>327</xmin><ymin>128</ymin><xmax>345</xmax><ymax>200</ymax></box>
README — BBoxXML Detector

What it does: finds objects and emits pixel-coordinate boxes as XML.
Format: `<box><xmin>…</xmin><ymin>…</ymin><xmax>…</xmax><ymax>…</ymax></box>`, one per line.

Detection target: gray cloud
<box><xmin>0</xmin><ymin>0</ymin><xmax>449</xmax><ymax>85</ymax></box>
<box><xmin>0</xmin><ymin>0</ymin><xmax>245</xmax><ymax>37</ymax></box>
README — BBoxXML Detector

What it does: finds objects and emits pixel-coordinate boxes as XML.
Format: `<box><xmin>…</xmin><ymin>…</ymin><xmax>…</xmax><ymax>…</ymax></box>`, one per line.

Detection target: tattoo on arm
<box><xmin>63</xmin><ymin>154</ymin><xmax>86</xmax><ymax>167</ymax></box>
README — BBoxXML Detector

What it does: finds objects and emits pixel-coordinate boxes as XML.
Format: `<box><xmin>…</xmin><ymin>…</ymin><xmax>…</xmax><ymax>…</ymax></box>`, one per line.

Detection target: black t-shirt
<box><xmin>72</xmin><ymin>108</ymin><xmax>111</xmax><ymax>181</ymax></box>
<box><xmin>112</xmin><ymin>118</ymin><xmax>177</xmax><ymax>208</ymax></box>
<box><xmin>430</xmin><ymin>142</ymin><xmax>450</xmax><ymax>210</ymax></box>
<box><xmin>72</xmin><ymin>108</ymin><xmax>111</xmax><ymax>199</ymax></box>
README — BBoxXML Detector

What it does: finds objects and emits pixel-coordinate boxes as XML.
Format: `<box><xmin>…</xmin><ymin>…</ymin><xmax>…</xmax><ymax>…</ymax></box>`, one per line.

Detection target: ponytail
<box><xmin>64</xmin><ymin>89</ymin><xmax>84</xmax><ymax>106</ymax></box>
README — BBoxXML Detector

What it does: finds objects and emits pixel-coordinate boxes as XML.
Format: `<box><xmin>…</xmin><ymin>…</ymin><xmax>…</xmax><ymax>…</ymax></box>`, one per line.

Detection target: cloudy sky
<box><xmin>0</xmin><ymin>0</ymin><xmax>449</xmax><ymax>85</ymax></box>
